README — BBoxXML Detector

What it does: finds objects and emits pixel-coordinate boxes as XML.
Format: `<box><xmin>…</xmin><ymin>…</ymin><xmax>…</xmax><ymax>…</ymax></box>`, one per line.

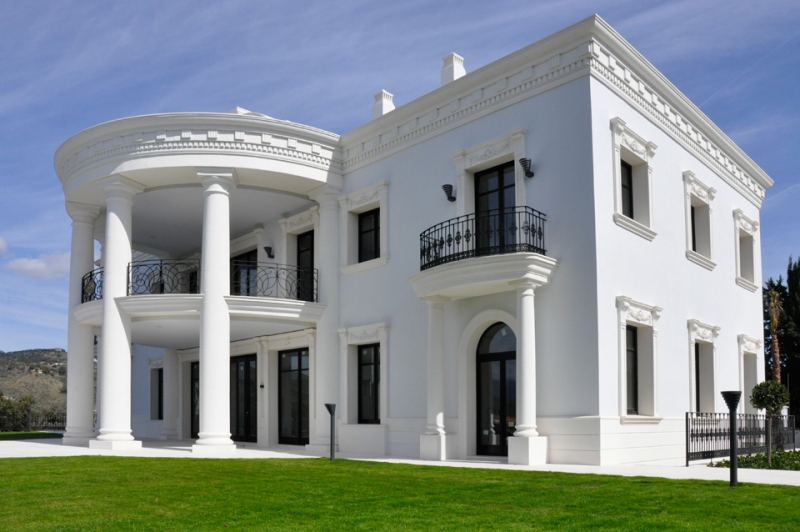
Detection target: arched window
<box><xmin>476</xmin><ymin>322</ymin><xmax>516</xmax><ymax>457</ymax></box>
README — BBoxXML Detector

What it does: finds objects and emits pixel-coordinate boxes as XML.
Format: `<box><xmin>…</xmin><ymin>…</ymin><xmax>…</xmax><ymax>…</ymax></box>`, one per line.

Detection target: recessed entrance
<box><xmin>230</xmin><ymin>354</ymin><xmax>257</xmax><ymax>442</ymax></box>
<box><xmin>279</xmin><ymin>348</ymin><xmax>309</xmax><ymax>445</ymax></box>
<box><xmin>476</xmin><ymin>322</ymin><xmax>517</xmax><ymax>456</ymax></box>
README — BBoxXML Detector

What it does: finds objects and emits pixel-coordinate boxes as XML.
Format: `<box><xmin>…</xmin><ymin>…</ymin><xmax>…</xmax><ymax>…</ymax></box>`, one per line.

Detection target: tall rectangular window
<box><xmin>626</xmin><ymin>325</ymin><xmax>638</xmax><ymax>415</ymax></box>
<box><xmin>690</xmin><ymin>205</ymin><xmax>697</xmax><ymax>252</ymax></box>
<box><xmin>150</xmin><ymin>368</ymin><xmax>163</xmax><ymax>421</ymax></box>
<box><xmin>694</xmin><ymin>343</ymin><xmax>701</xmax><ymax>412</ymax></box>
<box><xmin>358</xmin><ymin>209</ymin><xmax>380</xmax><ymax>263</ymax></box>
<box><xmin>621</xmin><ymin>161</ymin><xmax>634</xmax><ymax>219</ymax></box>
<box><xmin>358</xmin><ymin>344</ymin><xmax>380</xmax><ymax>424</ymax></box>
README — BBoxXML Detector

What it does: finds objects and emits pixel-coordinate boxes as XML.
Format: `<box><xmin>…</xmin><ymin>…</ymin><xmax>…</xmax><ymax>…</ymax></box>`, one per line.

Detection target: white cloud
<box><xmin>5</xmin><ymin>252</ymin><xmax>70</xmax><ymax>279</ymax></box>
<box><xmin>0</xmin><ymin>237</ymin><xmax>6</xmax><ymax>254</ymax></box>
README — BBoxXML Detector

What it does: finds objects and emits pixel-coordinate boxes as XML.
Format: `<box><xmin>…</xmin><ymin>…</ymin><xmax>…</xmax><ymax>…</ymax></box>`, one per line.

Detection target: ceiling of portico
<box><xmin>131</xmin><ymin>315</ymin><xmax>309</xmax><ymax>350</ymax></box>
<box><xmin>130</xmin><ymin>185</ymin><xmax>312</xmax><ymax>258</ymax></box>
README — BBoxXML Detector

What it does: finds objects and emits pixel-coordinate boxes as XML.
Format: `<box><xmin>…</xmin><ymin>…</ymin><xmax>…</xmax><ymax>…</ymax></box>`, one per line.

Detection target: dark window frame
<box><xmin>626</xmin><ymin>325</ymin><xmax>638</xmax><ymax>415</ymax></box>
<box><xmin>230</xmin><ymin>249</ymin><xmax>258</xmax><ymax>296</ymax></box>
<box><xmin>230</xmin><ymin>354</ymin><xmax>257</xmax><ymax>443</ymax></box>
<box><xmin>278</xmin><ymin>348</ymin><xmax>310</xmax><ymax>445</ymax></box>
<box><xmin>621</xmin><ymin>160</ymin><xmax>634</xmax><ymax>219</ymax></box>
<box><xmin>357</xmin><ymin>344</ymin><xmax>380</xmax><ymax>424</ymax></box>
<box><xmin>357</xmin><ymin>208</ymin><xmax>380</xmax><ymax>263</ymax></box>
<box><xmin>475</xmin><ymin>322</ymin><xmax>517</xmax><ymax>457</ymax></box>
<box><xmin>695</xmin><ymin>343</ymin><xmax>701</xmax><ymax>412</ymax></box>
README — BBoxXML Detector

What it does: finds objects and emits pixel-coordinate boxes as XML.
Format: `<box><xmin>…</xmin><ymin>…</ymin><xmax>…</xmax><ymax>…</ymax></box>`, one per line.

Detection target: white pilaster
<box><xmin>91</xmin><ymin>176</ymin><xmax>144</xmax><ymax>450</ymax></box>
<box><xmin>420</xmin><ymin>296</ymin><xmax>448</xmax><ymax>460</ymax></box>
<box><xmin>508</xmin><ymin>280</ymin><xmax>548</xmax><ymax>465</ymax></box>
<box><xmin>193</xmin><ymin>168</ymin><xmax>237</xmax><ymax>453</ymax></box>
<box><xmin>63</xmin><ymin>202</ymin><xmax>100</xmax><ymax>446</ymax></box>
<box><xmin>162</xmin><ymin>348</ymin><xmax>179</xmax><ymax>440</ymax></box>
<box><xmin>307</xmin><ymin>186</ymin><xmax>340</xmax><ymax>449</ymax></box>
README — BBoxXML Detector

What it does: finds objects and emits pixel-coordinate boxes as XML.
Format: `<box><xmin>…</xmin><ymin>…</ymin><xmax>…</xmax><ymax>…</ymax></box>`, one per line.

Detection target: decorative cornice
<box><xmin>616</xmin><ymin>296</ymin><xmax>661</xmax><ymax>327</ymax></box>
<box><xmin>683</xmin><ymin>170</ymin><xmax>716</xmax><ymax>204</ymax></box>
<box><xmin>55</xmin><ymin>114</ymin><xmax>342</xmax><ymax>186</ymax></box>
<box><xmin>340</xmin><ymin>16</ymin><xmax>770</xmax><ymax>206</ymax></box>
<box><xmin>339</xmin><ymin>181</ymin><xmax>388</xmax><ymax>212</ymax></box>
<box><xmin>279</xmin><ymin>206</ymin><xmax>318</xmax><ymax>234</ymax></box>
<box><xmin>733</xmin><ymin>208</ymin><xmax>759</xmax><ymax>235</ymax></box>
<box><xmin>738</xmin><ymin>334</ymin><xmax>762</xmax><ymax>354</ymax></box>
<box><xmin>688</xmin><ymin>319</ymin><xmax>721</xmax><ymax>344</ymax></box>
<box><xmin>147</xmin><ymin>357</ymin><xmax>163</xmax><ymax>369</ymax></box>
<box><xmin>340</xmin><ymin>322</ymin><xmax>389</xmax><ymax>346</ymax></box>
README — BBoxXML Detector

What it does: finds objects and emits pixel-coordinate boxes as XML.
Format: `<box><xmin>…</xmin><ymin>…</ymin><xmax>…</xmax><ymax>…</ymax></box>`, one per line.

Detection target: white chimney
<box><xmin>372</xmin><ymin>90</ymin><xmax>395</xmax><ymax>119</ymax></box>
<box><xmin>441</xmin><ymin>53</ymin><xmax>466</xmax><ymax>86</ymax></box>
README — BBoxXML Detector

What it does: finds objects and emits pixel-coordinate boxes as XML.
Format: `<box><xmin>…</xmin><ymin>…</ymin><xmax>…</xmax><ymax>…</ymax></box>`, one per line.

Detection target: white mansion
<box><xmin>55</xmin><ymin>16</ymin><xmax>771</xmax><ymax>465</ymax></box>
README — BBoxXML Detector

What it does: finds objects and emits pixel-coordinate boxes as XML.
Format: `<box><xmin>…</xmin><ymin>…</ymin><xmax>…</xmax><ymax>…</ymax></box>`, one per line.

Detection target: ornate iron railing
<box><xmin>686</xmin><ymin>412</ymin><xmax>796</xmax><ymax>465</ymax></box>
<box><xmin>128</xmin><ymin>260</ymin><xmax>200</xmax><ymax>296</ymax></box>
<box><xmin>420</xmin><ymin>206</ymin><xmax>546</xmax><ymax>271</ymax></box>
<box><xmin>231</xmin><ymin>261</ymin><xmax>317</xmax><ymax>302</ymax></box>
<box><xmin>0</xmin><ymin>409</ymin><xmax>66</xmax><ymax>432</ymax></box>
<box><xmin>81</xmin><ymin>268</ymin><xmax>104</xmax><ymax>303</ymax></box>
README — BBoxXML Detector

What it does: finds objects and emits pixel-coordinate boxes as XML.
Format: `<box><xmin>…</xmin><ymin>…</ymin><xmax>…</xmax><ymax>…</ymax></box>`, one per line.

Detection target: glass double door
<box><xmin>477</xmin><ymin>354</ymin><xmax>517</xmax><ymax>456</ymax></box>
<box><xmin>230</xmin><ymin>355</ymin><xmax>257</xmax><ymax>442</ymax></box>
<box><xmin>279</xmin><ymin>349</ymin><xmax>309</xmax><ymax>445</ymax></box>
<box><xmin>188</xmin><ymin>356</ymin><xmax>258</xmax><ymax>443</ymax></box>
<box><xmin>474</xmin><ymin>161</ymin><xmax>516</xmax><ymax>254</ymax></box>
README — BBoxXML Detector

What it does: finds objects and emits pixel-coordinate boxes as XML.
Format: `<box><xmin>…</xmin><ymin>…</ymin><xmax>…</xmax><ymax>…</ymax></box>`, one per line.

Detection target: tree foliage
<box><xmin>750</xmin><ymin>380</ymin><xmax>790</xmax><ymax>415</ymax></box>
<box><xmin>763</xmin><ymin>257</ymin><xmax>800</xmax><ymax>416</ymax></box>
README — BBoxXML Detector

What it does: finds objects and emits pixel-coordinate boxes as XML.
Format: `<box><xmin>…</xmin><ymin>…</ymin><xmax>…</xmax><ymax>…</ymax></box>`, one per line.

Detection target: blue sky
<box><xmin>1</xmin><ymin>0</ymin><xmax>798</xmax><ymax>351</ymax></box>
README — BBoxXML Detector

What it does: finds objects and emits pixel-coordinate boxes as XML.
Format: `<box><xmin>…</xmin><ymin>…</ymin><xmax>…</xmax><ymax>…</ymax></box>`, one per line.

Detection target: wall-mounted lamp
<box><xmin>442</xmin><ymin>184</ymin><xmax>456</xmax><ymax>202</ymax></box>
<box><xmin>519</xmin><ymin>158</ymin><xmax>535</xmax><ymax>178</ymax></box>
<box><xmin>263</xmin><ymin>246</ymin><xmax>275</xmax><ymax>259</ymax></box>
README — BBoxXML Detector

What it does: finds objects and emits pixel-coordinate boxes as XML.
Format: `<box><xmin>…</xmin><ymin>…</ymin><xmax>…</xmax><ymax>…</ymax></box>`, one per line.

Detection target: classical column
<box><xmin>193</xmin><ymin>168</ymin><xmax>237</xmax><ymax>452</ymax></box>
<box><xmin>420</xmin><ymin>296</ymin><xmax>447</xmax><ymax>460</ymax></box>
<box><xmin>507</xmin><ymin>279</ymin><xmax>548</xmax><ymax>465</ymax></box>
<box><xmin>162</xmin><ymin>348</ymin><xmax>179</xmax><ymax>440</ymax></box>
<box><xmin>63</xmin><ymin>202</ymin><xmax>101</xmax><ymax>446</ymax></box>
<box><xmin>308</xmin><ymin>187</ymin><xmax>340</xmax><ymax>450</ymax></box>
<box><xmin>91</xmin><ymin>176</ymin><xmax>144</xmax><ymax>450</ymax></box>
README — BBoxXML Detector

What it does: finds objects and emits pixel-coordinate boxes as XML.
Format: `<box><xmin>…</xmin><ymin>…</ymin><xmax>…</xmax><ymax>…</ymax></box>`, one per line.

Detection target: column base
<box><xmin>192</xmin><ymin>443</ymin><xmax>236</xmax><ymax>455</ymax></box>
<box><xmin>89</xmin><ymin>439</ymin><xmax>142</xmax><ymax>450</ymax></box>
<box><xmin>507</xmin><ymin>436</ymin><xmax>548</xmax><ymax>465</ymax></box>
<box><xmin>420</xmin><ymin>434</ymin><xmax>450</xmax><ymax>461</ymax></box>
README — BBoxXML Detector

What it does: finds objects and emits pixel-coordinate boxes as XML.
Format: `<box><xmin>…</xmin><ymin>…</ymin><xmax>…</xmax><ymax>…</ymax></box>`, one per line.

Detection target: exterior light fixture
<box><xmin>519</xmin><ymin>158</ymin><xmax>534</xmax><ymax>178</ymax></box>
<box><xmin>263</xmin><ymin>246</ymin><xmax>275</xmax><ymax>259</ymax></box>
<box><xmin>442</xmin><ymin>184</ymin><xmax>456</xmax><ymax>202</ymax></box>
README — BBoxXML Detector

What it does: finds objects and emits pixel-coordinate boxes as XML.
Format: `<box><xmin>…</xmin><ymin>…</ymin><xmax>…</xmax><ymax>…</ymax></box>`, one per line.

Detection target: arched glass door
<box><xmin>476</xmin><ymin>322</ymin><xmax>516</xmax><ymax>456</ymax></box>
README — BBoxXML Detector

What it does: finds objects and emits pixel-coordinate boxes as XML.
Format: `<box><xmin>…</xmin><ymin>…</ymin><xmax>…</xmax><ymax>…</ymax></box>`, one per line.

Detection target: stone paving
<box><xmin>2</xmin><ymin>438</ymin><xmax>799</xmax><ymax>487</ymax></box>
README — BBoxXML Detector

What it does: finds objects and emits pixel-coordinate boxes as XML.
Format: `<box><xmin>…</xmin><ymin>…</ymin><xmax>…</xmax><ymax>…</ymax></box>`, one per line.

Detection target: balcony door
<box><xmin>231</xmin><ymin>250</ymin><xmax>258</xmax><ymax>296</ymax></box>
<box><xmin>279</xmin><ymin>348</ymin><xmax>309</xmax><ymax>445</ymax></box>
<box><xmin>296</xmin><ymin>230</ymin><xmax>314</xmax><ymax>302</ymax></box>
<box><xmin>474</xmin><ymin>161</ymin><xmax>516</xmax><ymax>254</ymax></box>
<box><xmin>230</xmin><ymin>354</ymin><xmax>257</xmax><ymax>442</ymax></box>
<box><xmin>476</xmin><ymin>322</ymin><xmax>517</xmax><ymax>456</ymax></box>
<box><xmin>190</xmin><ymin>361</ymin><xmax>199</xmax><ymax>439</ymax></box>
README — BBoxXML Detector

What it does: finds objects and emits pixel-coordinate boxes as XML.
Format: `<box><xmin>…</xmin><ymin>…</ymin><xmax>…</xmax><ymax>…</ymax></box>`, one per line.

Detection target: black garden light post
<box><xmin>325</xmin><ymin>403</ymin><xmax>336</xmax><ymax>461</ymax></box>
<box><xmin>721</xmin><ymin>391</ymin><xmax>742</xmax><ymax>487</ymax></box>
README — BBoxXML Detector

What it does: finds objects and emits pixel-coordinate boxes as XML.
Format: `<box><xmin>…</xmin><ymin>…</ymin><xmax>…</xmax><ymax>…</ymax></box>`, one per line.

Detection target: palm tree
<box><xmin>767</xmin><ymin>288</ymin><xmax>784</xmax><ymax>382</ymax></box>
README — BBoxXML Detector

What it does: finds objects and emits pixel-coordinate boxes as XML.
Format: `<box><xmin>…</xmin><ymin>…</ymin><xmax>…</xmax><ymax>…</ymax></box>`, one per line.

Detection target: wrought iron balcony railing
<box><xmin>128</xmin><ymin>259</ymin><xmax>200</xmax><ymax>296</ymax></box>
<box><xmin>81</xmin><ymin>268</ymin><xmax>104</xmax><ymax>303</ymax></box>
<box><xmin>231</xmin><ymin>261</ymin><xmax>318</xmax><ymax>302</ymax></box>
<box><xmin>420</xmin><ymin>206</ymin><xmax>546</xmax><ymax>271</ymax></box>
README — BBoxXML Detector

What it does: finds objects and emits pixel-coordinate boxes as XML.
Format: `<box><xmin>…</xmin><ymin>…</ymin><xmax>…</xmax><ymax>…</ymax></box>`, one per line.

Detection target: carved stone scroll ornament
<box><xmin>467</xmin><ymin>142</ymin><xmax>510</xmax><ymax>165</ymax></box>
<box><xmin>621</xmin><ymin>134</ymin><xmax>646</xmax><ymax>158</ymax></box>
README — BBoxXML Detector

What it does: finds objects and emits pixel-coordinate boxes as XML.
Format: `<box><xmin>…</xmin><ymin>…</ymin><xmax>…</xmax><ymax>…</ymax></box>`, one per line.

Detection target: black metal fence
<box><xmin>231</xmin><ymin>261</ymin><xmax>318</xmax><ymax>302</ymax></box>
<box><xmin>81</xmin><ymin>268</ymin><xmax>104</xmax><ymax>302</ymax></box>
<box><xmin>0</xmin><ymin>410</ymin><xmax>66</xmax><ymax>432</ymax></box>
<box><xmin>420</xmin><ymin>206</ymin><xmax>546</xmax><ymax>271</ymax></box>
<box><xmin>686</xmin><ymin>412</ymin><xmax>796</xmax><ymax>465</ymax></box>
<box><xmin>128</xmin><ymin>259</ymin><xmax>200</xmax><ymax>295</ymax></box>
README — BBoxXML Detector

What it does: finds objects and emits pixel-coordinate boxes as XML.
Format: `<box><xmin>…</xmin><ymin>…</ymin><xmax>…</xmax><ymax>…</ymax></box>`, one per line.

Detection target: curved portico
<box><xmin>56</xmin><ymin>110</ymin><xmax>342</xmax><ymax>451</ymax></box>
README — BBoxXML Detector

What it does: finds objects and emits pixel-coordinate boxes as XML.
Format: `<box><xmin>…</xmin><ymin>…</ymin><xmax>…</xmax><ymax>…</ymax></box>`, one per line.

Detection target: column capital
<box><xmin>510</xmin><ymin>278</ymin><xmax>542</xmax><ymax>291</ymax></box>
<box><xmin>423</xmin><ymin>295</ymin><xmax>449</xmax><ymax>308</ymax></box>
<box><xmin>309</xmin><ymin>184</ymin><xmax>342</xmax><ymax>208</ymax></box>
<box><xmin>95</xmin><ymin>175</ymin><xmax>146</xmax><ymax>199</ymax></box>
<box><xmin>66</xmin><ymin>202</ymin><xmax>101</xmax><ymax>224</ymax></box>
<box><xmin>197</xmin><ymin>167</ymin><xmax>238</xmax><ymax>193</ymax></box>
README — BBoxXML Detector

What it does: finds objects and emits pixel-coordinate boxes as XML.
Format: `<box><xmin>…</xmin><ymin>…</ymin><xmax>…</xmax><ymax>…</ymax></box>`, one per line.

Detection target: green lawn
<box><xmin>1</xmin><ymin>457</ymin><xmax>799</xmax><ymax>530</ymax></box>
<box><xmin>0</xmin><ymin>431</ymin><xmax>63</xmax><ymax>441</ymax></box>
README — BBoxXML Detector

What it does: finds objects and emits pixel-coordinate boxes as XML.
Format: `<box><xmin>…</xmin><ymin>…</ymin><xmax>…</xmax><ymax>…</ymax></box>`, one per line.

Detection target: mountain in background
<box><xmin>0</xmin><ymin>348</ymin><xmax>68</xmax><ymax>412</ymax></box>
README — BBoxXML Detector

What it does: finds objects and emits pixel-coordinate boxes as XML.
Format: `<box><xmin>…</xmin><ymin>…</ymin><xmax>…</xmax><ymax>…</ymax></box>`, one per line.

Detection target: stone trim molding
<box><xmin>611</xmin><ymin>118</ymin><xmax>657</xmax><ymax>241</ymax></box>
<box><xmin>683</xmin><ymin>170</ymin><xmax>717</xmax><ymax>270</ymax></box>
<box><xmin>339</xmin><ymin>181</ymin><xmax>389</xmax><ymax>272</ymax></box>
<box><xmin>146</xmin><ymin>357</ymin><xmax>163</xmax><ymax>369</ymax></box>
<box><xmin>688</xmin><ymin>319</ymin><xmax>721</xmax><ymax>345</ymax></box>
<box><xmin>737</xmin><ymin>333</ymin><xmax>762</xmax><ymax>396</ymax></box>
<box><xmin>616</xmin><ymin>296</ymin><xmax>662</xmax><ymax>421</ymax></box>
<box><xmin>733</xmin><ymin>209</ymin><xmax>759</xmax><ymax>236</ymax></box>
<box><xmin>338</xmin><ymin>322</ymin><xmax>389</xmax><ymax>424</ymax></box>
<box><xmin>452</xmin><ymin>129</ymin><xmax>527</xmax><ymax>217</ymax></box>
<box><xmin>687</xmin><ymin>319</ymin><xmax>721</xmax><ymax>412</ymax></box>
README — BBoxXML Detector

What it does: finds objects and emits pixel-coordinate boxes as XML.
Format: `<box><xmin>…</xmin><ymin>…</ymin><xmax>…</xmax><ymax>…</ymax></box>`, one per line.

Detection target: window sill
<box><xmin>340</xmin><ymin>256</ymin><xmax>389</xmax><ymax>276</ymax></box>
<box><xmin>735</xmin><ymin>276</ymin><xmax>758</xmax><ymax>293</ymax></box>
<box><xmin>620</xmin><ymin>415</ymin><xmax>663</xmax><ymax>425</ymax></box>
<box><xmin>613</xmin><ymin>213</ymin><xmax>656</xmax><ymax>241</ymax></box>
<box><xmin>686</xmin><ymin>250</ymin><xmax>716</xmax><ymax>271</ymax></box>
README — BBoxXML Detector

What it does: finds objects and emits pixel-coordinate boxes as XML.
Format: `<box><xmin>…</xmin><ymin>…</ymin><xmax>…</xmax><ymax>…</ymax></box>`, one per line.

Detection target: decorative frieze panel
<box><xmin>683</xmin><ymin>171</ymin><xmax>716</xmax><ymax>203</ymax></box>
<box><xmin>616</xmin><ymin>296</ymin><xmax>662</xmax><ymax>327</ymax></box>
<box><xmin>738</xmin><ymin>334</ymin><xmax>761</xmax><ymax>355</ymax></box>
<box><xmin>734</xmin><ymin>209</ymin><xmax>759</xmax><ymax>236</ymax></box>
<box><xmin>147</xmin><ymin>357</ymin><xmax>164</xmax><ymax>369</ymax></box>
<box><xmin>688</xmin><ymin>319</ymin><xmax>721</xmax><ymax>344</ymax></box>
<box><xmin>279</xmin><ymin>206</ymin><xmax>319</xmax><ymax>235</ymax></box>
<box><xmin>341</xmin><ymin>322</ymin><xmax>389</xmax><ymax>346</ymax></box>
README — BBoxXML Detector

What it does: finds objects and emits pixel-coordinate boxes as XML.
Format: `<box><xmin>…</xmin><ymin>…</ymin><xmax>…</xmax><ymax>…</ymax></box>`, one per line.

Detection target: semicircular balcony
<box><xmin>75</xmin><ymin>259</ymin><xmax>323</xmax><ymax>349</ymax></box>
<box><xmin>411</xmin><ymin>206</ymin><xmax>556</xmax><ymax>300</ymax></box>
